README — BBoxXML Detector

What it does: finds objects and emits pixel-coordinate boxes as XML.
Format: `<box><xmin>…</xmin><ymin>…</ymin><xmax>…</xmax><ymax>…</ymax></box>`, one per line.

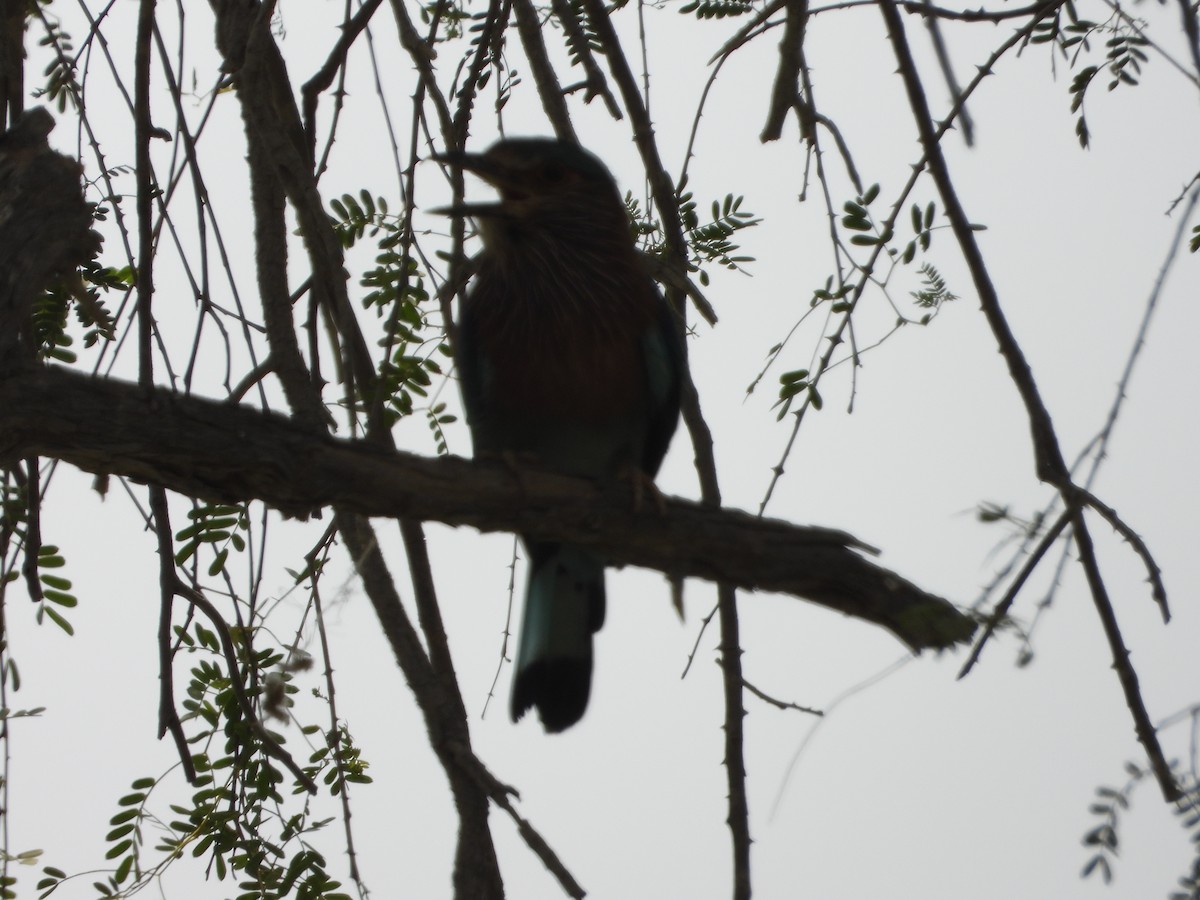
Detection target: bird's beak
<box><xmin>431</xmin><ymin>150</ymin><xmax>496</xmax><ymax>179</ymax></box>
<box><xmin>429</xmin><ymin>150</ymin><xmax>510</xmax><ymax>218</ymax></box>
<box><xmin>428</xmin><ymin>201</ymin><xmax>505</xmax><ymax>218</ymax></box>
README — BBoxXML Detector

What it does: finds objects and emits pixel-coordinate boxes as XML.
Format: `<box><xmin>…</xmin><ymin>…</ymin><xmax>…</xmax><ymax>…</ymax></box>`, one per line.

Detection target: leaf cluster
<box><xmin>558</xmin><ymin>0</ymin><xmax>603</xmax><ymax>65</ymax></box>
<box><xmin>840</xmin><ymin>184</ymin><xmax>893</xmax><ymax>248</ymax></box>
<box><xmin>910</xmin><ymin>262</ymin><xmax>959</xmax><ymax>312</ymax></box>
<box><xmin>679</xmin><ymin>0</ymin><xmax>757</xmax><ymax>20</ymax></box>
<box><xmin>1029</xmin><ymin>2</ymin><xmax>1150</xmax><ymax>148</ymax></box>
<box><xmin>174</xmin><ymin>504</ymin><xmax>249</xmax><ymax>578</ymax></box>
<box><xmin>330</xmin><ymin>192</ymin><xmax>455</xmax><ymax>442</ymax></box>
<box><xmin>680</xmin><ymin>189</ymin><xmax>762</xmax><ymax>286</ymax></box>
<box><xmin>33</xmin><ymin>12</ymin><xmax>80</xmax><ymax>112</ymax></box>
<box><xmin>29</xmin><ymin>597</ymin><xmax>371</xmax><ymax>900</ymax></box>
<box><xmin>773</xmin><ymin>367</ymin><xmax>821</xmax><ymax>421</ymax></box>
<box><xmin>1081</xmin><ymin>761</ymin><xmax>1200</xmax><ymax>898</ymax></box>
<box><xmin>418</xmin><ymin>0</ymin><xmax>470</xmax><ymax>38</ymax></box>
<box><xmin>32</xmin><ymin>257</ymin><xmax>123</xmax><ymax>364</ymax></box>
<box><xmin>32</xmin><ymin>544</ymin><xmax>77</xmax><ymax>636</ymax></box>
<box><xmin>630</xmin><ymin>181</ymin><xmax>761</xmax><ymax>287</ymax></box>
<box><xmin>762</xmin><ymin>185</ymin><xmax>976</xmax><ymax>415</ymax></box>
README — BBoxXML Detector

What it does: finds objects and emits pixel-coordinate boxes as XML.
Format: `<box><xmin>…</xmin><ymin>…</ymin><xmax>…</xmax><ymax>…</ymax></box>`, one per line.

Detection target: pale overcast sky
<box><xmin>9</xmin><ymin>2</ymin><xmax>1200</xmax><ymax>898</ymax></box>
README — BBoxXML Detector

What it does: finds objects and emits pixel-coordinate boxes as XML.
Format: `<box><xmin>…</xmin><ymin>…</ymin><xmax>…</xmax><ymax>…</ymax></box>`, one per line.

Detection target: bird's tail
<box><xmin>511</xmin><ymin>541</ymin><xmax>606</xmax><ymax>732</ymax></box>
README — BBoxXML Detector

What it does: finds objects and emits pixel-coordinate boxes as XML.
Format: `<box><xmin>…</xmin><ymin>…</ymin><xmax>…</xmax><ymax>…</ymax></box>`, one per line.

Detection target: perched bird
<box><xmin>438</xmin><ymin>137</ymin><xmax>684</xmax><ymax>732</ymax></box>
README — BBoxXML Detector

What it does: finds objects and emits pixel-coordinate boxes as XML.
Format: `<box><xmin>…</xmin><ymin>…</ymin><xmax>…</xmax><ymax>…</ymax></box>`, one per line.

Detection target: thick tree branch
<box><xmin>336</xmin><ymin>511</ymin><xmax>503</xmax><ymax>900</ymax></box>
<box><xmin>760</xmin><ymin>0</ymin><xmax>809</xmax><ymax>142</ymax></box>
<box><xmin>512</xmin><ymin>0</ymin><xmax>578</xmax><ymax>142</ymax></box>
<box><xmin>0</xmin><ymin>366</ymin><xmax>974</xmax><ymax>654</ymax></box>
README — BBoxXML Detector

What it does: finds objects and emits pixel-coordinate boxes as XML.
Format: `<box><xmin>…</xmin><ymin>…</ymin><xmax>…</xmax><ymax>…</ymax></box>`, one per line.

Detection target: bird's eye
<box><xmin>541</xmin><ymin>162</ymin><xmax>566</xmax><ymax>184</ymax></box>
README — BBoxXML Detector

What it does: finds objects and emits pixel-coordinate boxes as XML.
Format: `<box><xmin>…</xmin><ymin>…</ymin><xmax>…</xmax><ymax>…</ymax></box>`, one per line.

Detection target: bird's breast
<box><xmin>489</xmin><ymin>319</ymin><xmax>646</xmax><ymax>421</ymax></box>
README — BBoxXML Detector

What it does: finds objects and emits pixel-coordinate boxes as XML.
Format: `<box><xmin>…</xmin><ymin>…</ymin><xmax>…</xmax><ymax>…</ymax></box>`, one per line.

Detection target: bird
<box><xmin>436</xmin><ymin>137</ymin><xmax>684</xmax><ymax>732</ymax></box>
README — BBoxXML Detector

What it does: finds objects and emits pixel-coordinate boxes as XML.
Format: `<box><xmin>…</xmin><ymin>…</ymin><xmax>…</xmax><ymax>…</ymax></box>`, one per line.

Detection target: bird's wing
<box><xmin>639</xmin><ymin>293</ymin><xmax>685</xmax><ymax>477</ymax></box>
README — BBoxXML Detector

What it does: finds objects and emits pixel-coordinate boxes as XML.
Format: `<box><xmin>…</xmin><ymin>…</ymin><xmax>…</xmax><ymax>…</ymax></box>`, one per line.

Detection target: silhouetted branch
<box><xmin>921</xmin><ymin>0</ymin><xmax>974</xmax><ymax>146</ymax></box>
<box><xmin>878</xmin><ymin>0</ymin><xmax>1179</xmax><ymax>803</ymax></box>
<box><xmin>335</xmin><ymin>510</ymin><xmax>504</xmax><ymax>899</ymax></box>
<box><xmin>579</xmin><ymin>4</ymin><xmax>756</xmax><ymax>891</ymax></box>
<box><xmin>0</xmin><ymin>365</ymin><xmax>974</xmax><ymax>653</ymax></box>
<box><xmin>958</xmin><ymin>509</ymin><xmax>1071</xmax><ymax>678</ymax></box>
<box><xmin>550</xmin><ymin>0</ymin><xmax>622</xmax><ymax>118</ymax></box>
<box><xmin>301</xmin><ymin>0</ymin><xmax>387</xmax><ymax>150</ymax></box>
<box><xmin>174</xmin><ymin>578</ymin><xmax>319</xmax><ymax>793</ymax></box>
<box><xmin>512</xmin><ymin>0</ymin><xmax>578</xmax><ymax>142</ymax></box>
<box><xmin>761</xmin><ymin>0</ymin><xmax>808</xmax><ymax>142</ymax></box>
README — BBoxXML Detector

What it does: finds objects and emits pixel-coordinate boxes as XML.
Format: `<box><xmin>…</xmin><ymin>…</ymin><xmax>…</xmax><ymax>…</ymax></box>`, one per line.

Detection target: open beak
<box><xmin>429</xmin><ymin>150</ymin><xmax>508</xmax><ymax>218</ymax></box>
<box><xmin>431</xmin><ymin>150</ymin><xmax>497</xmax><ymax>179</ymax></box>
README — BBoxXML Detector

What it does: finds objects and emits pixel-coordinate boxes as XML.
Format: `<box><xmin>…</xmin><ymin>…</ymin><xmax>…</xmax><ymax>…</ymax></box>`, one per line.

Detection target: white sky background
<box><xmin>8</xmin><ymin>1</ymin><xmax>1200</xmax><ymax>898</ymax></box>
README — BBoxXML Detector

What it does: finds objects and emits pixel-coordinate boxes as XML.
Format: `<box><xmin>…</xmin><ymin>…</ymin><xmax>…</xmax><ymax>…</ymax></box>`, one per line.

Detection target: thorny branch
<box><xmin>2</xmin><ymin>0</ymin><xmax>1192</xmax><ymax>895</ymax></box>
<box><xmin>580</xmin><ymin>0</ymin><xmax>752</xmax><ymax>890</ymax></box>
<box><xmin>877</xmin><ymin>0</ymin><xmax>1180</xmax><ymax>803</ymax></box>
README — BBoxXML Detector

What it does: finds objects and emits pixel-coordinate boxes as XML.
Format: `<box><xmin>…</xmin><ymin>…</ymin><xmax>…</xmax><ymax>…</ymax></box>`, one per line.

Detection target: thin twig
<box><xmin>448</xmin><ymin>742</ymin><xmax>587</xmax><ymax>899</ymax></box>
<box><xmin>757</xmin><ymin>12</ymin><xmax>1049</xmax><ymax>514</ymax></box>
<box><xmin>1070</xmin><ymin>485</ymin><xmax>1168</xmax><ymax>622</ymax></box>
<box><xmin>174</xmin><ymin>579</ymin><xmax>318</xmax><ymax>793</ymax></box>
<box><xmin>877</xmin><ymin>0</ymin><xmax>1178</xmax><ymax>803</ymax></box>
<box><xmin>958</xmin><ymin>509</ymin><xmax>1070</xmax><ymax>678</ymax></box>
<box><xmin>736</xmin><ymin>670</ymin><xmax>822</xmax><ymax>716</ymax></box>
<box><xmin>134</xmin><ymin>0</ymin><xmax>156</xmax><ymax>388</ymax></box>
<box><xmin>581</xmin><ymin>1</ymin><xmax>751</xmax><ymax>888</ymax></box>
<box><xmin>150</xmin><ymin>488</ymin><xmax>196</xmax><ymax>782</ymax></box>
<box><xmin>301</xmin><ymin>0</ymin><xmax>387</xmax><ymax>151</ymax></box>
<box><xmin>310</xmin><ymin>559</ymin><xmax>368</xmax><ymax>894</ymax></box>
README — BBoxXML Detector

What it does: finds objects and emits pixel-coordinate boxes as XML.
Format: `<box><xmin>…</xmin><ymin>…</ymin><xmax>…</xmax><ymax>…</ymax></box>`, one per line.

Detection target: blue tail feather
<box><xmin>511</xmin><ymin>542</ymin><xmax>606</xmax><ymax>732</ymax></box>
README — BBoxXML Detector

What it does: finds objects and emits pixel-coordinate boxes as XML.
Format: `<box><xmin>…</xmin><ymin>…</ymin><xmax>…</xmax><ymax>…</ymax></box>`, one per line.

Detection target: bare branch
<box><xmin>958</xmin><ymin>510</ymin><xmax>1071</xmax><ymax>678</ymax></box>
<box><xmin>0</xmin><ymin>366</ymin><xmax>973</xmax><ymax>653</ymax></box>
<box><xmin>512</xmin><ymin>0</ymin><xmax>578</xmax><ymax>142</ymax></box>
<box><xmin>761</xmin><ymin>0</ymin><xmax>808</xmax><ymax>142</ymax></box>
<box><xmin>877</xmin><ymin>0</ymin><xmax>1179</xmax><ymax>803</ymax></box>
<box><xmin>301</xmin><ymin>0</ymin><xmax>387</xmax><ymax>151</ymax></box>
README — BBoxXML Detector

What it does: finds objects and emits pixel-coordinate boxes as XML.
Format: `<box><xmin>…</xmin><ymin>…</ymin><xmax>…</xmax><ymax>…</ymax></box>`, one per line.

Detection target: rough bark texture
<box><xmin>0</xmin><ymin>366</ymin><xmax>974</xmax><ymax>652</ymax></box>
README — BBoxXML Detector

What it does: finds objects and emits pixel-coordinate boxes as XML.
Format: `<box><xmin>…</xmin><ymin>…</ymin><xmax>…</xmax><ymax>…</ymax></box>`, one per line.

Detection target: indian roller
<box><xmin>438</xmin><ymin>137</ymin><xmax>684</xmax><ymax>732</ymax></box>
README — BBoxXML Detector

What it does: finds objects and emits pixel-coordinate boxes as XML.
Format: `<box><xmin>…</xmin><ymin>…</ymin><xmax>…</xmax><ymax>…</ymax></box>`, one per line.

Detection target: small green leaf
<box><xmin>42</xmin><ymin>607</ymin><xmax>73</xmax><ymax>636</ymax></box>
<box><xmin>105</xmin><ymin>824</ymin><xmax>135</xmax><ymax>842</ymax></box>
<box><xmin>42</xmin><ymin>590</ymin><xmax>76</xmax><ymax>607</ymax></box>
<box><xmin>114</xmin><ymin>854</ymin><xmax>133</xmax><ymax>884</ymax></box>
<box><xmin>109</xmin><ymin>809</ymin><xmax>139</xmax><ymax>826</ymax></box>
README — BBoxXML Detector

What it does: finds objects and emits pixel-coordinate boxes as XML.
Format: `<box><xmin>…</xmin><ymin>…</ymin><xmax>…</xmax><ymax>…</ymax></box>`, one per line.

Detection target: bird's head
<box><xmin>431</xmin><ymin>138</ymin><xmax>628</xmax><ymax>244</ymax></box>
